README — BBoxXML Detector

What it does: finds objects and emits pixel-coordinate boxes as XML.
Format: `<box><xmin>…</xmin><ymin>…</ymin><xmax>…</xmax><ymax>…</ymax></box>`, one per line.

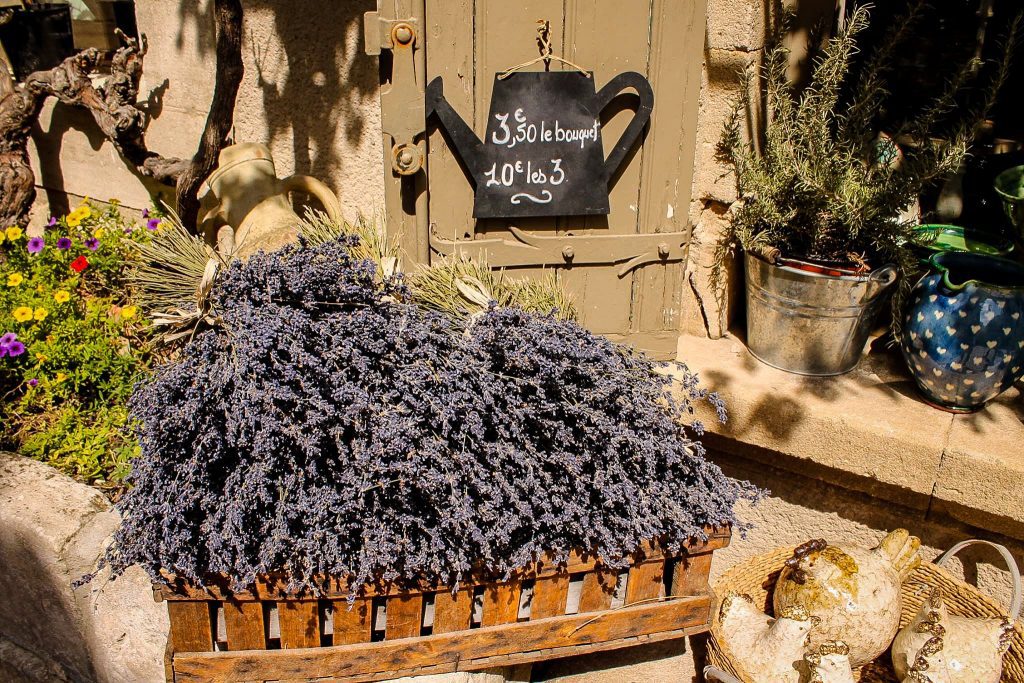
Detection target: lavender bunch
<box><xmin>105</xmin><ymin>238</ymin><xmax>760</xmax><ymax>593</ymax></box>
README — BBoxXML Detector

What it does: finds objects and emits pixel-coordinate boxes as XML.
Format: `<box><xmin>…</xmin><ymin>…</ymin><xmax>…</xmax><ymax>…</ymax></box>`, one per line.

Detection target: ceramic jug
<box><xmin>900</xmin><ymin>252</ymin><xmax>1024</xmax><ymax>412</ymax></box>
<box><xmin>200</xmin><ymin>143</ymin><xmax>343</xmax><ymax>259</ymax></box>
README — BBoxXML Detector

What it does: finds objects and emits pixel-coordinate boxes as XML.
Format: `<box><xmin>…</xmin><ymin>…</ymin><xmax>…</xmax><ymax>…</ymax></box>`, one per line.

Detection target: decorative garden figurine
<box><xmin>773</xmin><ymin>530</ymin><xmax>922</xmax><ymax>667</ymax></box>
<box><xmin>892</xmin><ymin>588</ymin><xmax>1013</xmax><ymax>683</ymax></box>
<box><xmin>199</xmin><ymin>142</ymin><xmax>344</xmax><ymax>259</ymax></box>
<box><xmin>802</xmin><ymin>641</ymin><xmax>855</xmax><ymax>683</ymax></box>
<box><xmin>715</xmin><ymin>592</ymin><xmax>816</xmax><ymax>683</ymax></box>
<box><xmin>900</xmin><ymin>252</ymin><xmax>1024</xmax><ymax>412</ymax></box>
<box><xmin>900</xmin><ymin>633</ymin><xmax>951</xmax><ymax>683</ymax></box>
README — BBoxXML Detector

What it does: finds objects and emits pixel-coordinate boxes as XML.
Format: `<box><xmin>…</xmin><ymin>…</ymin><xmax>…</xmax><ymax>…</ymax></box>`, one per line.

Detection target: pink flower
<box><xmin>27</xmin><ymin>237</ymin><xmax>44</xmax><ymax>253</ymax></box>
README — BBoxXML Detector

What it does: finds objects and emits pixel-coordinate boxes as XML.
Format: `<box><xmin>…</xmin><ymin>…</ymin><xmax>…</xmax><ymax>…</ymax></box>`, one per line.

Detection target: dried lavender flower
<box><xmin>104</xmin><ymin>238</ymin><xmax>760</xmax><ymax>594</ymax></box>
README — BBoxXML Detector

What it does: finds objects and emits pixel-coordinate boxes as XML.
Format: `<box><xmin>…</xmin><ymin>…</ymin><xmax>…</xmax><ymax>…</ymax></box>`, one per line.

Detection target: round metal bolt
<box><xmin>562</xmin><ymin>246</ymin><xmax>575</xmax><ymax>261</ymax></box>
<box><xmin>393</xmin><ymin>24</ymin><xmax>414</xmax><ymax>45</ymax></box>
<box><xmin>658</xmin><ymin>242</ymin><xmax>670</xmax><ymax>258</ymax></box>
<box><xmin>398</xmin><ymin>148</ymin><xmax>415</xmax><ymax>167</ymax></box>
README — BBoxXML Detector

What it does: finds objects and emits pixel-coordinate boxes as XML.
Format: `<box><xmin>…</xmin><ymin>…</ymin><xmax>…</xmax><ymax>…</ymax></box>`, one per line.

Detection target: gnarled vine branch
<box><xmin>0</xmin><ymin>0</ymin><xmax>243</xmax><ymax>230</ymax></box>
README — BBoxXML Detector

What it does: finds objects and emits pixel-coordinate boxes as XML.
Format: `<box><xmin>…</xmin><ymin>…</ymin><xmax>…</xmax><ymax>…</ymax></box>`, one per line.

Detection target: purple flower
<box><xmin>57</xmin><ymin>237</ymin><xmax>72</xmax><ymax>250</ymax></box>
<box><xmin>47</xmin><ymin>216</ymin><xmax>58</xmax><ymax>227</ymax></box>
<box><xmin>0</xmin><ymin>332</ymin><xmax>14</xmax><ymax>347</ymax></box>
<box><xmin>7</xmin><ymin>341</ymin><xmax>25</xmax><ymax>357</ymax></box>
<box><xmin>27</xmin><ymin>237</ymin><xmax>44</xmax><ymax>254</ymax></box>
<box><xmin>142</xmin><ymin>208</ymin><xmax>150</xmax><ymax>219</ymax></box>
<box><xmin>85</xmin><ymin>238</ymin><xmax>99</xmax><ymax>251</ymax></box>
<box><xmin>146</xmin><ymin>218</ymin><xmax>161</xmax><ymax>231</ymax></box>
<box><xmin>27</xmin><ymin>378</ymin><xmax>38</xmax><ymax>387</ymax></box>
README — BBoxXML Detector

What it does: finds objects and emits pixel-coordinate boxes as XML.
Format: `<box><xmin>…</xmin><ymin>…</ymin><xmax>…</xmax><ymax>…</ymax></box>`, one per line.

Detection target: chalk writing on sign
<box><xmin>426</xmin><ymin>70</ymin><xmax>654</xmax><ymax>219</ymax></box>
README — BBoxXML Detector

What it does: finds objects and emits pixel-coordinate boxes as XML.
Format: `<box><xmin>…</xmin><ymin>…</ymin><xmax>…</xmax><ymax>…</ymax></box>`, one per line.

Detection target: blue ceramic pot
<box><xmin>901</xmin><ymin>252</ymin><xmax>1024</xmax><ymax>412</ymax></box>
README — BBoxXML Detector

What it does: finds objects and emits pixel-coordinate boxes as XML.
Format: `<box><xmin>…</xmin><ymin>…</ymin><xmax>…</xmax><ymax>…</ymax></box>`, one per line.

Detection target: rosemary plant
<box><xmin>716</xmin><ymin>2</ymin><xmax>1020</xmax><ymax>326</ymax></box>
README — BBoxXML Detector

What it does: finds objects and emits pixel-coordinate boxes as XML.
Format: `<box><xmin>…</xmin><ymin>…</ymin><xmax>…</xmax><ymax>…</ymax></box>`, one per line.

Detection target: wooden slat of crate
<box><xmin>671</xmin><ymin>552</ymin><xmax>713</xmax><ymax>597</ymax></box>
<box><xmin>172</xmin><ymin>592</ymin><xmax>712</xmax><ymax>682</ymax></box>
<box><xmin>167</xmin><ymin>602</ymin><xmax>214</xmax><ymax>653</ymax></box>
<box><xmin>154</xmin><ymin>529</ymin><xmax>731</xmax><ymax>602</ymax></box>
<box><xmin>279</xmin><ymin>601</ymin><xmax>320</xmax><ymax>649</ymax></box>
<box><xmin>432</xmin><ymin>589</ymin><xmax>472</xmax><ymax>634</ymax></box>
<box><xmin>223</xmin><ymin>601</ymin><xmax>266</xmax><ymax>650</ymax></box>
<box><xmin>625</xmin><ymin>560</ymin><xmax>665</xmax><ymax>605</ymax></box>
<box><xmin>385</xmin><ymin>594</ymin><xmax>423</xmax><ymax>640</ymax></box>
<box><xmin>530</xmin><ymin>574</ymin><xmax>568</xmax><ymax>620</ymax></box>
<box><xmin>578</xmin><ymin>567</ymin><xmax>617</xmax><ymax>613</ymax></box>
<box><xmin>332</xmin><ymin>599</ymin><xmax>371</xmax><ymax>646</ymax></box>
<box><xmin>481</xmin><ymin>581</ymin><xmax>521</xmax><ymax>626</ymax></box>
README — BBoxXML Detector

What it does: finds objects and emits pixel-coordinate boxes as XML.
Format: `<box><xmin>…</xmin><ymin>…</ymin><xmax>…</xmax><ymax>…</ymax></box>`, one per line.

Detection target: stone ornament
<box><xmin>715</xmin><ymin>592</ymin><xmax>816</xmax><ymax>683</ymax></box>
<box><xmin>892</xmin><ymin>587</ymin><xmax>1014</xmax><ymax>683</ymax></box>
<box><xmin>802</xmin><ymin>641</ymin><xmax>856</xmax><ymax>683</ymax></box>
<box><xmin>772</xmin><ymin>530</ymin><xmax>922</xmax><ymax>667</ymax></box>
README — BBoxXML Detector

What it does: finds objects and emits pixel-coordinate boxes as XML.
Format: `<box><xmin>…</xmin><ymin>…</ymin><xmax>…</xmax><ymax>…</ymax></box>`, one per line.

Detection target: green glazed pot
<box><xmin>910</xmin><ymin>224</ymin><xmax>1014</xmax><ymax>266</ymax></box>
<box><xmin>993</xmin><ymin>165</ymin><xmax>1024</xmax><ymax>239</ymax></box>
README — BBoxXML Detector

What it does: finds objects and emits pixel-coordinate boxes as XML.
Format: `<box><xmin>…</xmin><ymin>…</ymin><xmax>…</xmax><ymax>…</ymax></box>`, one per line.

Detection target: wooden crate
<box><xmin>156</xmin><ymin>528</ymin><xmax>730</xmax><ymax>682</ymax></box>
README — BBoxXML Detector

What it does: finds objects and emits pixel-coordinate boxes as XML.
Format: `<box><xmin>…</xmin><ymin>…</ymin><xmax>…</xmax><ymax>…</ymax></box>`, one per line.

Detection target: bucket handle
<box><xmin>704</xmin><ymin>666</ymin><xmax>744</xmax><ymax>683</ymax></box>
<box><xmin>863</xmin><ymin>264</ymin><xmax>898</xmax><ymax>303</ymax></box>
<box><xmin>936</xmin><ymin>539</ymin><xmax>1023</xmax><ymax>618</ymax></box>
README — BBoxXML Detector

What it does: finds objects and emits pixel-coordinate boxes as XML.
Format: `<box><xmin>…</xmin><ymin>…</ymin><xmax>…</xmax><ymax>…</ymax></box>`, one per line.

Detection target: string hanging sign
<box><xmin>426</xmin><ymin>20</ymin><xmax>654</xmax><ymax>219</ymax></box>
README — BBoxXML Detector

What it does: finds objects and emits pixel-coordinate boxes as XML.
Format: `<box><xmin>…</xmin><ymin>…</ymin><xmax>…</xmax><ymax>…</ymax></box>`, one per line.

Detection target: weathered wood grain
<box><xmin>625</xmin><ymin>560</ymin><xmax>665</xmax><ymax>605</ymax></box>
<box><xmin>385</xmin><ymin>594</ymin><xmax>424</xmax><ymax>640</ymax></box>
<box><xmin>578</xmin><ymin>568</ymin><xmax>618</xmax><ymax>613</ymax></box>
<box><xmin>223</xmin><ymin>601</ymin><xmax>265</xmax><ymax>651</ymax></box>
<box><xmin>332</xmin><ymin>599</ymin><xmax>370</xmax><ymax>646</ymax></box>
<box><xmin>172</xmin><ymin>593</ymin><xmax>711</xmax><ymax>682</ymax></box>
<box><xmin>481</xmin><ymin>581</ymin><xmax>522</xmax><ymax>627</ymax></box>
<box><xmin>671</xmin><ymin>552</ymin><xmax>713</xmax><ymax>597</ymax></box>
<box><xmin>530</xmin><ymin>575</ymin><xmax>569</xmax><ymax>620</ymax></box>
<box><xmin>278</xmin><ymin>601</ymin><xmax>320</xmax><ymax>649</ymax></box>
<box><xmin>432</xmin><ymin>589</ymin><xmax>473</xmax><ymax>634</ymax></box>
<box><xmin>155</xmin><ymin>529</ymin><xmax>730</xmax><ymax>602</ymax></box>
<box><xmin>167</xmin><ymin>601</ymin><xmax>214</xmax><ymax>654</ymax></box>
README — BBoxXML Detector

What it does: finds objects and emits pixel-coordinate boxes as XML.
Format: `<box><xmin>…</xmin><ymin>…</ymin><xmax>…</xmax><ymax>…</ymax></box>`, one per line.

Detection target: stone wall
<box><xmin>28</xmin><ymin>0</ymin><xmax>384</xmax><ymax>224</ymax></box>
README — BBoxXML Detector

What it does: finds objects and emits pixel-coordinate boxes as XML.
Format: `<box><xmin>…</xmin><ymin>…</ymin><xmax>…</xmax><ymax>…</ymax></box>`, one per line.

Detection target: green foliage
<box><xmin>717</xmin><ymin>3</ymin><xmax>1020</xmax><ymax>284</ymax></box>
<box><xmin>0</xmin><ymin>202</ymin><xmax>156</xmax><ymax>488</ymax></box>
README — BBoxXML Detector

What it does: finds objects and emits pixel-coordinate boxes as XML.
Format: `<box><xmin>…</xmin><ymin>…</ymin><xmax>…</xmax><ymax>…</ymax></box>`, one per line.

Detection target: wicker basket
<box><xmin>704</xmin><ymin>539</ymin><xmax>1024</xmax><ymax>683</ymax></box>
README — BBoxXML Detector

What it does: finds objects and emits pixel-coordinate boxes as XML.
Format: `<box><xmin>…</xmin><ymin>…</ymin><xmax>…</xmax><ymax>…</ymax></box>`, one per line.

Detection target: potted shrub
<box><xmin>715</xmin><ymin>4</ymin><xmax>1018</xmax><ymax>376</ymax></box>
<box><xmin>96</xmin><ymin>217</ymin><xmax>761</xmax><ymax>680</ymax></box>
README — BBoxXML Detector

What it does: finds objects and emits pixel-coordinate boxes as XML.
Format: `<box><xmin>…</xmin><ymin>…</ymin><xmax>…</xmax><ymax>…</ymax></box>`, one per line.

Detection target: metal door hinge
<box><xmin>364</xmin><ymin>6</ymin><xmax>425</xmax><ymax>176</ymax></box>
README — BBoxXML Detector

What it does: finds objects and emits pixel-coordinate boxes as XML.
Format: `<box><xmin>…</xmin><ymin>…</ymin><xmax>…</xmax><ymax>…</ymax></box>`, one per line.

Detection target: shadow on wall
<box><xmin>175</xmin><ymin>0</ymin><xmax>379</xmax><ymax>194</ymax></box>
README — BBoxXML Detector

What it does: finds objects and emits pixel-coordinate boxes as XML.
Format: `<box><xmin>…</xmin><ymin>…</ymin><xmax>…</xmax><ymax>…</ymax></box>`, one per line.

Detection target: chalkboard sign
<box><xmin>426</xmin><ymin>71</ymin><xmax>654</xmax><ymax>219</ymax></box>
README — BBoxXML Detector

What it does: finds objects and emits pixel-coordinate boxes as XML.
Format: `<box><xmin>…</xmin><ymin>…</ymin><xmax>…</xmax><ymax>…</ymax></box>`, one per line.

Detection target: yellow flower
<box><xmin>76</xmin><ymin>205</ymin><xmax>92</xmax><ymax>220</ymax></box>
<box><xmin>66</xmin><ymin>214</ymin><xmax>82</xmax><ymax>228</ymax></box>
<box><xmin>54</xmin><ymin>290</ymin><xmax>70</xmax><ymax>303</ymax></box>
<box><xmin>121</xmin><ymin>305</ymin><xmax>138</xmax><ymax>320</ymax></box>
<box><xmin>7</xmin><ymin>272</ymin><xmax>24</xmax><ymax>287</ymax></box>
<box><xmin>33</xmin><ymin>307</ymin><xmax>48</xmax><ymax>321</ymax></box>
<box><xmin>55</xmin><ymin>372</ymin><xmax>67</xmax><ymax>383</ymax></box>
<box><xmin>5</xmin><ymin>226</ymin><xmax>22</xmax><ymax>241</ymax></box>
<box><xmin>35</xmin><ymin>353</ymin><xmax>47</xmax><ymax>363</ymax></box>
<box><xmin>93</xmin><ymin>227</ymin><xmax>106</xmax><ymax>239</ymax></box>
<box><xmin>13</xmin><ymin>306</ymin><xmax>33</xmax><ymax>322</ymax></box>
<box><xmin>0</xmin><ymin>232</ymin><xmax>5</xmax><ymax>245</ymax></box>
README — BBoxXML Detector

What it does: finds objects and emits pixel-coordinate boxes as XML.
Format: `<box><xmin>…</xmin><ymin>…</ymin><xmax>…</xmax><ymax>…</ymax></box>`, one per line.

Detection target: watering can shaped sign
<box><xmin>426</xmin><ymin>71</ymin><xmax>654</xmax><ymax>219</ymax></box>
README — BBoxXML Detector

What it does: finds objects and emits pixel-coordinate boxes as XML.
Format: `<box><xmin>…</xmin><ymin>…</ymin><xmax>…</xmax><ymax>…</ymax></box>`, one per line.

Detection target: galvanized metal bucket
<box><xmin>744</xmin><ymin>253</ymin><xmax>898</xmax><ymax>376</ymax></box>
